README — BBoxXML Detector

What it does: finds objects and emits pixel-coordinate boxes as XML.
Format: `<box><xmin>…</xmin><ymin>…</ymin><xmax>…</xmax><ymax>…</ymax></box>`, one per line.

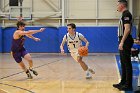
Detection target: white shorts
<box><xmin>70</xmin><ymin>51</ymin><xmax>80</xmax><ymax>62</ymax></box>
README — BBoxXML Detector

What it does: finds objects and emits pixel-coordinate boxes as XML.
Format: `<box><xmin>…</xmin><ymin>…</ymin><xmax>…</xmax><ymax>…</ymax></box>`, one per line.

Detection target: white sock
<box><xmin>86</xmin><ymin>71</ymin><xmax>89</xmax><ymax>74</ymax></box>
<box><xmin>87</xmin><ymin>66</ymin><xmax>91</xmax><ymax>71</ymax></box>
<box><xmin>86</xmin><ymin>70</ymin><xmax>91</xmax><ymax>75</ymax></box>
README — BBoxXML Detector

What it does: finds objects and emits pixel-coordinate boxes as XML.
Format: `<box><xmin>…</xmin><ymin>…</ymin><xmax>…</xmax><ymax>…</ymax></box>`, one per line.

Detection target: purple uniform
<box><xmin>11</xmin><ymin>35</ymin><xmax>28</xmax><ymax>63</ymax></box>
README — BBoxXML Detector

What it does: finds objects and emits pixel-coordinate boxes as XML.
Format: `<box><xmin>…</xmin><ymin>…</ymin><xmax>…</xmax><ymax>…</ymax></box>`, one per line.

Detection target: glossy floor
<box><xmin>0</xmin><ymin>53</ymin><xmax>123</xmax><ymax>93</ymax></box>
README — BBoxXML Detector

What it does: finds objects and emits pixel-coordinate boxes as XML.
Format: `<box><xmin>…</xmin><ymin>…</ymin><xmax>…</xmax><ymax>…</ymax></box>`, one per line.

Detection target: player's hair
<box><xmin>67</xmin><ymin>23</ymin><xmax>76</xmax><ymax>29</ymax></box>
<box><xmin>17</xmin><ymin>21</ymin><xmax>26</xmax><ymax>28</ymax></box>
<box><xmin>118</xmin><ymin>1</ymin><xmax>127</xmax><ymax>7</ymax></box>
<box><xmin>121</xmin><ymin>2</ymin><xmax>127</xmax><ymax>7</ymax></box>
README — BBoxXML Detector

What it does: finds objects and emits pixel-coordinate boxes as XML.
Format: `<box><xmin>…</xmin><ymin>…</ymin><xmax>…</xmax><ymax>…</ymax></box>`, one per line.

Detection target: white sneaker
<box><xmin>135</xmin><ymin>57</ymin><xmax>139</xmax><ymax>61</ymax></box>
<box><xmin>86</xmin><ymin>72</ymin><xmax>92</xmax><ymax>79</ymax></box>
<box><xmin>131</xmin><ymin>57</ymin><xmax>135</xmax><ymax>61</ymax></box>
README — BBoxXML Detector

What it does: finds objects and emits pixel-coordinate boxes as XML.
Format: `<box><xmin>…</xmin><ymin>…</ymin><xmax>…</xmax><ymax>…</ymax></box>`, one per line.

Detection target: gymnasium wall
<box><xmin>2</xmin><ymin>0</ymin><xmax>140</xmax><ymax>26</ymax></box>
<box><xmin>0</xmin><ymin>27</ymin><xmax>2</xmax><ymax>52</ymax></box>
<box><xmin>59</xmin><ymin>27</ymin><xmax>119</xmax><ymax>53</ymax></box>
<box><xmin>0</xmin><ymin>26</ymin><xmax>137</xmax><ymax>53</ymax></box>
<box><xmin>133</xmin><ymin>0</ymin><xmax>140</xmax><ymax>18</ymax></box>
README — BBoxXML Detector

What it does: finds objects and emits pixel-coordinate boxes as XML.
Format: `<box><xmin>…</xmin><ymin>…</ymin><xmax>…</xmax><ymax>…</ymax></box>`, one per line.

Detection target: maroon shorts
<box><xmin>11</xmin><ymin>48</ymin><xmax>28</xmax><ymax>63</ymax></box>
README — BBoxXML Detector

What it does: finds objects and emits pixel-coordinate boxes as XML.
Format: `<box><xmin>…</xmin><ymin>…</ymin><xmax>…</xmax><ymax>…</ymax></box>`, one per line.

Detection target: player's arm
<box><xmin>26</xmin><ymin>34</ymin><xmax>40</xmax><ymax>41</ymax></box>
<box><xmin>120</xmin><ymin>24</ymin><xmax>131</xmax><ymax>44</ymax></box>
<box><xmin>16</xmin><ymin>28</ymin><xmax>45</xmax><ymax>35</ymax></box>
<box><xmin>119</xmin><ymin>13</ymin><xmax>132</xmax><ymax>50</ymax></box>
<box><xmin>83</xmin><ymin>38</ymin><xmax>89</xmax><ymax>48</ymax></box>
<box><xmin>79</xmin><ymin>33</ymin><xmax>89</xmax><ymax>48</ymax></box>
<box><xmin>134</xmin><ymin>39</ymin><xmax>140</xmax><ymax>45</ymax></box>
<box><xmin>60</xmin><ymin>35</ymin><xmax>67</xmax><ymax>53</ymax></box>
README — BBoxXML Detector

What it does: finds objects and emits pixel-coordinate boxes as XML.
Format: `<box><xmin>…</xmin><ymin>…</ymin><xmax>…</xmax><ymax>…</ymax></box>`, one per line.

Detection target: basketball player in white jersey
<box><xmin>60</xmin><ymin>23</ymin><xmax>95</xmax><ymax>79</ymax></box>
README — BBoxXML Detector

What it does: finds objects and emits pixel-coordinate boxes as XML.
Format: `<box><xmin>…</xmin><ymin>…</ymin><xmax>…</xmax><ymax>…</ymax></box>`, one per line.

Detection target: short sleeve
<box><xmin>78</xmin><ymin>33</ymin><xmax>85</xmax><ymax>40</ymax></box>
<box><xmin>122</xmin><ymin>12</ymin><xmax>132</xmax><ymax>24</ymax></box>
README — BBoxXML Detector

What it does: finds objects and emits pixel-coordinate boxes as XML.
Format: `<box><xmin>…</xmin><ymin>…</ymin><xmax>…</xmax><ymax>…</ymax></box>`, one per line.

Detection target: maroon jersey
<box><xmin>11</xmin><ymin>35</ymin><xmax>26</xmax><ymax>52</ymax></box>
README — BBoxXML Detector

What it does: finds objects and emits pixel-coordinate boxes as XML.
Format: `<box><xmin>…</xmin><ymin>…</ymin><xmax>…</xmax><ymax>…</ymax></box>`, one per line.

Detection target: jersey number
<box><xmin>73</xmin><ymin>44</ymin><xmax>76</xmax><ymax>48</ymax></box>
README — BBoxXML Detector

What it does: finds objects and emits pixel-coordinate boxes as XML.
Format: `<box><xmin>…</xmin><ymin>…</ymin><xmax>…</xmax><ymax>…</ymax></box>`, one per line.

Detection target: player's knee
<box><xmin>25</xmin><ymin>57</ymin><xmax>32</xmax><ymax>62</ymax></box>
<box><xmin>77</xmin><ymin>58</ymin><xmax>82</xmax><ymax>63</ymax></box>
<box><xmin>28</xmin><ymin>59</ymin><xmax>33</xmax><ymax>62</ymax></box>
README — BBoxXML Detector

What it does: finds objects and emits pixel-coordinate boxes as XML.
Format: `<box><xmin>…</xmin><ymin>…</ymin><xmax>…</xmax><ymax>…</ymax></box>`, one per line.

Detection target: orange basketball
<box><xmin>78</xmin><ymin>46</ymin><xmax>88</xmax><ymax>56</ymax></box>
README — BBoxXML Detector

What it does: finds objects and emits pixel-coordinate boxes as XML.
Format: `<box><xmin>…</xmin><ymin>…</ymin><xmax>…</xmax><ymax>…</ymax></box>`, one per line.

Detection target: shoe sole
<box><xmin>27</xmin><ymin>77</ymin><xmax>33</xmax><ymax>79</ymax></box>
<box><xmin>86</xmin><ymin>76</ymin><xmax>92</xmax><ymax>79</ymax></box>
<box><xmin>26</xmin><ymin>72</ymin><xmax>33</xmax><ymax>79</ymax></box>
<box><xmin>113</xmin><ymin>85</ymin><xmax>121</xmax><ymax>88</ymax></box>
<box><xmin>33</xmin><ymin>72</ymin><xmax>38</xmax><ymax>76</ymax></box>
<box><xmin>86</xmin><ymin>77</ymin><xmax>92</xmax><ymax>79</ymax></box>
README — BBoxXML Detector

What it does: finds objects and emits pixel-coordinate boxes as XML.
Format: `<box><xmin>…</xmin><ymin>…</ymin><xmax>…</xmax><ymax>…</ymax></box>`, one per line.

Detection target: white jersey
<box><xmin>66</xmin><ymin>32</ymin><xmax>82</xmax><ymax>52</ymax></box>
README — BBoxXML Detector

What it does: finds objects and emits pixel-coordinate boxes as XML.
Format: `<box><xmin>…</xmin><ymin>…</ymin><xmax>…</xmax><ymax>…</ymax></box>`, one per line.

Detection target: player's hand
<box><xmin>61</xmin><ymin>50</ymin><xmax>67</xmax><ymax>56</ymax></box>
<box><xmin>34</xmin><ymin>38</ymin><xmax>40</xmax><ymax>41</ymax></box>
<box><xmin>17</xmin><ymin>17</ymin><xmax>23</xmax><ymax>21</ymax></box>
<box><xmin>134</xmin><ymin>40</ymin><xmax>140</xmax><ymax>44</ymax></box>
<box><xmin>39</xmin><ymin>28</ymin><xmax>45</xmax><ymax>32</ymax></box>
<box><xmin>61</xmin><ymin>50</ymin><xmax>65</xmax><ymax>54</ymax></box>
<box><xmin>118</xmin><ymin>43</ymin><xmax>123</xmax><ymax>50</ymax></box>
<box><xmin>84</xmin><ymin>46</ymin><xmax>88</xmax><ymax>49</ymax></box>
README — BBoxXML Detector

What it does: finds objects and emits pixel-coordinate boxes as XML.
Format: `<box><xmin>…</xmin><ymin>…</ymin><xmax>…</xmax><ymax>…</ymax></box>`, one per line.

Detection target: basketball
<box><xmin>78</xmin><ymin>46</ymin><xmax>88</xmax><ymax>56</ymax></box>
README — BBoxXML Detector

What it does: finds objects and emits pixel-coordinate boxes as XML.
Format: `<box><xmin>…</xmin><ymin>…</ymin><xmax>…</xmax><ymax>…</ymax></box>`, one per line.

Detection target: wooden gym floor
<box><xmin>0</xmin><ymin>53</ymin><xmax>123</xmax><ymax>93</ymax></box>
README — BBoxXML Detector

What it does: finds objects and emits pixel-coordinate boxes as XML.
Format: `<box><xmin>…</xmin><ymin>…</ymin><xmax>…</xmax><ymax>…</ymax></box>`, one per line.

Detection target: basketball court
<box><xmin>0</xmin><ymin>0</ymin><xmax>140</xmax><ymax>93</ymax></box>
<box><xmin>0</xmin><ymin>53</ymin><xmax>123</xmax><ymax>93</ymax></box>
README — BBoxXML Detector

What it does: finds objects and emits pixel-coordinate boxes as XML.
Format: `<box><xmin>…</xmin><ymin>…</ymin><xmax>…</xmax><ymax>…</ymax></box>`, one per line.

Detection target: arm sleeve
<box><xmin>122</xmin><ymin>12</ymin><xmax>132</xmax><ymax>24</ymax></box>
<box><xmin>78</xmin><ymin>33</ymin><xmax>85</xmax><ymax>40</ymax></box>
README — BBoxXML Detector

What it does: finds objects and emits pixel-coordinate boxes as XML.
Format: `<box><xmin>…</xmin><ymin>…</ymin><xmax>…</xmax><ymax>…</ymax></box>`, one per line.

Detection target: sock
<box><xmin>85</xmin><ymin>71</ymin><xmax>89</xmax><ymax>74</ymax></box>
<box><xmin>87</xmin><ymin>66</ymin><xmax>90</xmax><ymax>71</ymax></box>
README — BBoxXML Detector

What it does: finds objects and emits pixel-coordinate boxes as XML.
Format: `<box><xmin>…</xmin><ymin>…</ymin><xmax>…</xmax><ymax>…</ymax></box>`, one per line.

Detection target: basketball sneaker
<box><xmin>26</xmin><ymin>70</ymin><xmax>33</xmax><ymax>79</ymax></box>
<box><xmin>86</xmin><ymin>72</ymin><xmax>92</xmax><ymax>79</ymax></box>
<box><xmin>88</xmin><ymin>68</ymin><xmax>95</xmax><ymax>74</ymax></box>
<box><xmin>29</xmin><ymin>68</ymin><xmax>38</xmax><ymax>76</ymax></box>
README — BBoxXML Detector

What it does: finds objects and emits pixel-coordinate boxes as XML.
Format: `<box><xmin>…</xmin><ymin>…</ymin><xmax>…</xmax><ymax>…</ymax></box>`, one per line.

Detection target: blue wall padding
<box><xmin>2</xmin><ymin>27</ymin><xmax>59</xmax><ymax>53</ymax></box>
<box><xmin>2</xmin><ymin>27</ymin><xmax>16</xmax><ymax>53</ymax></box>
<box><xmin>132</xmin><ymin>26</ymin><xmax>137</xmax><ymax>38</ymax></box>
<box><xmin>77</xmin><ymin>27</ymin><xmax>118</xmax><ymax>53</ymax></box>
<box><xmin>58</xmin><ymin>27</ymin><xmax>69</xmax><ymax>53</ymax></box>
<box><xmin>0</xmin><ymin>27</ymin><xmax>2</xmax><ymax>52</ymax></box>
<box><xmin>0</xmin><ymin>26</ymin><xmax>137</xmax><ymax>53</ymax></box>
<box><xmin>25</xmin><ymin>27</ymin><xmax>59</xmax><ymax>53</ymax></box>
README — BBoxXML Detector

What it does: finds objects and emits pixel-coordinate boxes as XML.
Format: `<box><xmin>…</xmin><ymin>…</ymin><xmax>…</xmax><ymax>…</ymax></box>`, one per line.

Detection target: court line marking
<box><xmin>0</xmin><ymin>58</ymin><xmax>64</xmax><ymax>93</ymax></box>
<box><xmin>114</xmin><ymin>56</ymin><xmax>124</xmax><ymax>93</ymax></box>
<box><xmin>0</xmin><ymin>55</ymin><xmax>123</xmax><ymax>92</ymax></box>
<box><xmin>0</xmin><ymin>88</ymin><xmax>10</xmax><ymax>93</ymax></box>
<box><xmin>0</xmin><ymin>83</ymin><xmax>35</xmax><ymax>93</ymax></box>
<box><xmin>0</xmin><ymin>58</ymin><xmax>63</xmax><ymax>80</ymax></box>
